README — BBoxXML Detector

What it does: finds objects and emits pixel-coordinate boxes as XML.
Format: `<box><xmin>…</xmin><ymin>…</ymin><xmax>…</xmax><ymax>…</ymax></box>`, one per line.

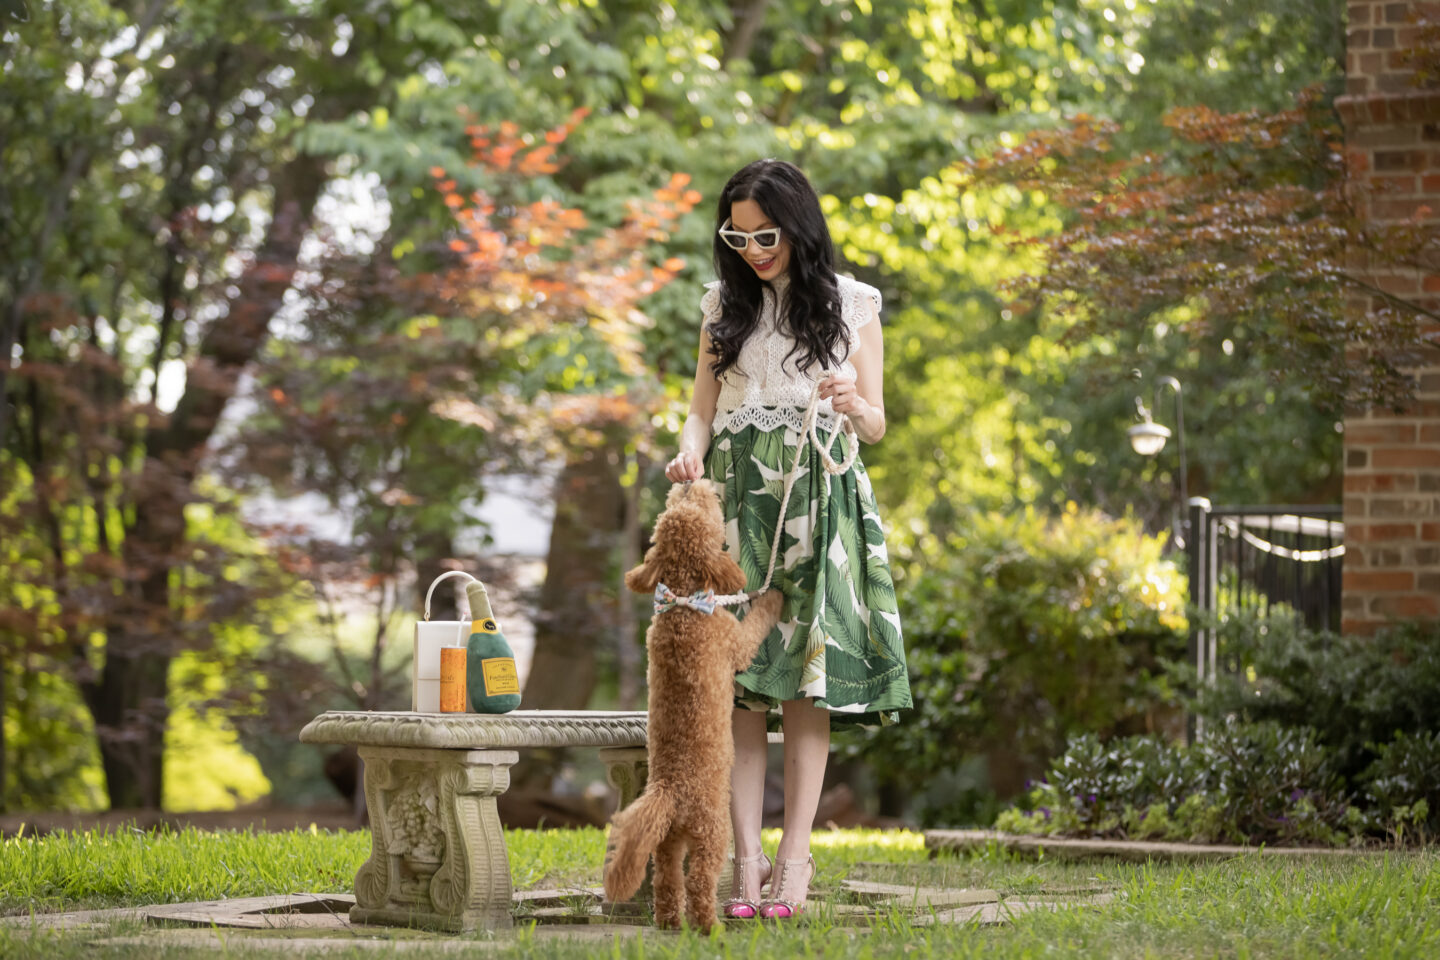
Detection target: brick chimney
<box><xmin>1338</xmin><ymin>2</ymin><xmax>1440</xmax><ymax>632</ymax></box>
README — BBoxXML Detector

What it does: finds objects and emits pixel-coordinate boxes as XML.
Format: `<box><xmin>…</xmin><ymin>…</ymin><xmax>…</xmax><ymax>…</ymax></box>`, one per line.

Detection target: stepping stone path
<box><xmin>924</xmin><ymin>829</ymin><xmax>1390</xmax><ymax>861</ymax></box>
<box><xmin>2</xmin><ymin>874</ymin><xmax>1118</xmax><ymax>950</ymax></box>
<box><xmin>830</xmin><ymin>878</ymin><xmax>1115</xmax><ymax>927</ymax></box>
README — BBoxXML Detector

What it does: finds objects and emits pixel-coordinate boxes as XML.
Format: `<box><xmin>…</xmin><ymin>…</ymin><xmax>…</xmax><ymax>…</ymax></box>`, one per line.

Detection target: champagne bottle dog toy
<box><xmin>464</xmin><ymin>579</ymin><xmax>522</xmax><ymax>713</ymax></box>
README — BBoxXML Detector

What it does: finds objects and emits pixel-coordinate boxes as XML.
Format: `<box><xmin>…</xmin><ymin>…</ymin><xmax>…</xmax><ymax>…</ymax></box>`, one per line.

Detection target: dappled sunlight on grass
<box><xmin>783</xmin><ymin>827</ymin><xmax>928</xmax><ymax>869</ymax></box>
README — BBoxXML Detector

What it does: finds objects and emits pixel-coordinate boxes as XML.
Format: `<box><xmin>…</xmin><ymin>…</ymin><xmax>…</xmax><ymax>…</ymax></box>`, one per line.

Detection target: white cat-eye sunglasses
<box><xmin>717</xmin><ymin>219</ymin><xmax>783</xmax><ymax>251</ymax></box>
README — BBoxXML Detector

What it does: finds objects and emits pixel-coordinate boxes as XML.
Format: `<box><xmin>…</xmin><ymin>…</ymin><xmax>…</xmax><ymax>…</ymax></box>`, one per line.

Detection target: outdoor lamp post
<box><xmin>1128</xmin><ymin>375</ymin><xmax>1188</xmax><ymax>548</ymax></box>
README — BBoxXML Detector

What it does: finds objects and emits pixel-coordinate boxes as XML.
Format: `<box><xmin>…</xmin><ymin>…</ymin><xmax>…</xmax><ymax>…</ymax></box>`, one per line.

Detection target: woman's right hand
<box><xmin>665</xmin><ymin>451</ymin><xmax>704</xmax><ymax>483</ymax></box>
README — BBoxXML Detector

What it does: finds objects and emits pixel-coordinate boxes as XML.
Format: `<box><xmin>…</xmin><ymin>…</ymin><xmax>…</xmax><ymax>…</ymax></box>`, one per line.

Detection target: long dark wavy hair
<box><xmin>708</xmin><ymin>159</ymin><xmax>844</xmax><ymax>379</ymax></box>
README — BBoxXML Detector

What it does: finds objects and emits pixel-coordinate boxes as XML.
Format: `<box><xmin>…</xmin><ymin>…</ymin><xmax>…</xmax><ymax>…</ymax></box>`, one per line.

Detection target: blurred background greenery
<box><xmin>2</xmin><ymin>0</ymin><xmax>1368</xmax><ymax>824</ymax></box>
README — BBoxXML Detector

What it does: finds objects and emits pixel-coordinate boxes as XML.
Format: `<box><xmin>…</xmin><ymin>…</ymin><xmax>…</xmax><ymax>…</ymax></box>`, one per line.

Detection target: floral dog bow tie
<box><xmin>653</xmin><ymin>583</ymin><xmax>718</xmax><ymax>616</ymax></box>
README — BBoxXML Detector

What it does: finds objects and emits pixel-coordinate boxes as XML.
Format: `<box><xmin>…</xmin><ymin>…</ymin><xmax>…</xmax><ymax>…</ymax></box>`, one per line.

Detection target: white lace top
<box><xmin>703</xmin><ymin>272</ymin><xmax>881</xmax><ymax>435</ymax></box>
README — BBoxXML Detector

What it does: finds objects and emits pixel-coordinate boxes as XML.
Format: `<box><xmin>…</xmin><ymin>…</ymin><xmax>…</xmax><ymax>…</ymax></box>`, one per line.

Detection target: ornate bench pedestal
<box><xmin>300</xmin><ymin>710</ymin><xmax>649</xmax><ymax>932</ymax></box>
<box><xmin>598</xmin><ymin>746</ymin><xmax>652</xmax><ymax>916</ymax></box>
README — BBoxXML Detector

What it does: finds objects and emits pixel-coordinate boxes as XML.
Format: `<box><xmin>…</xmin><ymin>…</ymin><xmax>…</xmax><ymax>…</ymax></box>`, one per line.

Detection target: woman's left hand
<box><xmin>818</xmin><ymin>373</ymin><xmax>867</xmax><ymax>416</ymax></box>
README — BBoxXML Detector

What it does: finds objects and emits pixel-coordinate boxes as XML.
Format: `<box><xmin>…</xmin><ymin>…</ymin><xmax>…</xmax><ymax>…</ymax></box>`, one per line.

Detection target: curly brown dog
<box><xmin>602</xmin><ymin>480</ymin><xmax>783</xmax><ymax>931</ymax></box>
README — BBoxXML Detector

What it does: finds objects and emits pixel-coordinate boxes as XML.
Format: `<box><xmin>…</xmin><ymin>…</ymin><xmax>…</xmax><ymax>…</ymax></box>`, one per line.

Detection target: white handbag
<box><xmin>413</xmin><ymin>570</ymin><xmax>475</xmax><ymax>712</ymax></box>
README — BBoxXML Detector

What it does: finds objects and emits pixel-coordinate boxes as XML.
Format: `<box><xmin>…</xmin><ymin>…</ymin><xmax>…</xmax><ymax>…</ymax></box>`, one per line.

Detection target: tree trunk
<box><xmin>521</xmin><ymin>448</ymin><xmax>625</xmax><ymax>711</ymax></box>
<box><xmin>414</xmin><ymin>531</ymin><xmax>462</xmax><ymax>622</ymax></box>
<box><xmin>984</xmin><ymin>745</ymin><xmax>1039</xmax><ymax>801</ymax></box>
<box><xmin>722</xmin><ymin>0</ymin><xmax>772</xmax><ymax>67</ymax></box>
<box><xmin>85</xmin><ymin>153</ymin><xmax>327</xmax><ymax>810</ymax></box>
<box><xmin>90</xmin><ymin>652</ymin><xmax>172</xmax><ymax>809</ymax></box>
<box><xmin>876</xmin><ymin>778</ymin><xmax>909</xmax><ymax>819</ymax></box>
<box><xmin>512</xmin><ymin>446</ymin><xmax>625</xmax><ymax>791</ymax></box>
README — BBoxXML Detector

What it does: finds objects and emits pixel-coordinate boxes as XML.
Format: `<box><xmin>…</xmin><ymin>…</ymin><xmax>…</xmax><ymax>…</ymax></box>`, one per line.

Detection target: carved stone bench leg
<box><xmin>351</xmin><ymin>746</ymin><xmax>519</xmax><ymax>932</ymax></box>
<box><xmin>599</xmin><ymin>746</ymin><xmax>651</xmax><ymax>916</ymax></box>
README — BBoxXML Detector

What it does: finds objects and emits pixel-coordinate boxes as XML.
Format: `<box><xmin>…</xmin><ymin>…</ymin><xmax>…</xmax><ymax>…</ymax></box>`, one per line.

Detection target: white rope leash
<box><xmin>710</xmin><ymin>372</ymin><xmax>860</xmax><ymax>608</ymax></box>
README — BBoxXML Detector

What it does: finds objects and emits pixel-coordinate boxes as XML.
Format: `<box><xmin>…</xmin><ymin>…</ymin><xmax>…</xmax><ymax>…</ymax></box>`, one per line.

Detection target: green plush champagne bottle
<box><xmin>464</xmin><ymin>580</ymin><xmax>522</xmax><ymax>714</ymax></box>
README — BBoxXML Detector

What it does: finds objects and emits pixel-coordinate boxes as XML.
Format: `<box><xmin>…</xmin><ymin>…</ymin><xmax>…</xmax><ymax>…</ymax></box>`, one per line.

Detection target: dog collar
<box><xmin>654</xmin><ymin>583</ymin><xmax>718</xmax><ymax>616</ymax></box>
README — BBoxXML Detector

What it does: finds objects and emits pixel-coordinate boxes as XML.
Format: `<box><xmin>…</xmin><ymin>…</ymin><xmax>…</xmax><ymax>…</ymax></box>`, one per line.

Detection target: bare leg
<box><xmin>775</xmin><ymin>697</ymin><xmax>830</xmax><ymax>862</ymax></box>
<box><xmin>730</xmin><ymin>707</ymin><xmax>768</xmax><ymax>858</ymax></box>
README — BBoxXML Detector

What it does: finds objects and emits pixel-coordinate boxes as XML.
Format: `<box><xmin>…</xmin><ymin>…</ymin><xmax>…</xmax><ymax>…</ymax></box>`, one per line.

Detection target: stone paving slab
<box><xmin>515</xmin><ymin>886</ymin><xmax>606</xmax><ymax>908</ymax></box>
<box><xmin>527</xmin><ymin>907</ymin><xmax>605</xmax><ymax>922</ymax></box>
<box><xmin>926</xmin><ymin>829</ymin><xmax>1388</xmax><ymax>861</ymax></box>
<box><xmin>912</xmin><ymin>892</ymin><xmax>1117</xmax><ymax>927</ymax></box>
<box><xmin>838</xmin><ymin>879</ymin><xmax>1002</xmax><ymax>908</ymax></box>
<box><xmin>827</xmin><ymin>903</ymin><xmax>883</xmax><ymax>917</ymax></box>
<box><xmin>99</xmin><ymin>922</ymin><xmax>656</xmax><ymax>951</ymax></box>
<box><xmin>95</xmin><ymin>931</ymin><xmax>503</xmax><ymax>952</ymax></box>
<box><xmin>0</xmin><ymin>905</ymin><xmax>147</xmax><ymax>931</ymax></box>
<box><xmin>145</xmin><ymin>893</ymin><xmax>358</xmax><ymax>930</ymax></box>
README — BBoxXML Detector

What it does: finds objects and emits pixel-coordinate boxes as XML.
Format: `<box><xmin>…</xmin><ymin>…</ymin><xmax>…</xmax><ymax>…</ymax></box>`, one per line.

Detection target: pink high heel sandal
<box><xmin>722</xmin><ymin>851</ymin><xmax>772</xmax><ymax>920</ymax></box>
<box><xmin>759</xmin><ymin>854</ymin><xmax>815</xmax><ymax>919</ymax></box>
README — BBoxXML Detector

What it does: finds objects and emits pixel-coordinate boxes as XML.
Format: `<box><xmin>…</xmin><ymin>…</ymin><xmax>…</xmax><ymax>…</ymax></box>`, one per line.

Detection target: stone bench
<box><xmin>298</xmin><ymin>710</ymin><xmax>649</xmax><ymax>931</ymax></box>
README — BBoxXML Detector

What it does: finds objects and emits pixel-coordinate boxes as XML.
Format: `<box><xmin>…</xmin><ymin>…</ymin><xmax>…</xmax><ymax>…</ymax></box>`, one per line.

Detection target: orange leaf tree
<box><xmin>427</xmin><ymin>109</ymin><xmax>702</xmax><ymax>718</ymax></box>
<box><xmin>430</xmin><ymin>108</ymin><xmax>697</xmax><ymax>380</ymax></box>
<box><xmin>227</xmin><ymin>110</ymin><xmax>697</xmax><ymax>717</ymax></box>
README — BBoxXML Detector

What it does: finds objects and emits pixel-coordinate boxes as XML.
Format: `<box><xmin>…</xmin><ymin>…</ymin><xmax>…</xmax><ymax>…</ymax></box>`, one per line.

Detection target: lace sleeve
<box><xmin>842</xmin><ymin>279</ymin><xmax>882</xmax><ymax>351</ymax></box>
<box><xmin>700</xmin><ymin>282</ymin><xmax>722</xmax><ymax>333</ymax></box>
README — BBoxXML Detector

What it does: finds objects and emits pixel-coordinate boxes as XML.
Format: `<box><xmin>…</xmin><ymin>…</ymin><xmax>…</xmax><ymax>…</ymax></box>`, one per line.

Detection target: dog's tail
<box><xmin>602</xmin><ymin>782</ymin><xmax>676</xmax><ymax>903</ymax></box>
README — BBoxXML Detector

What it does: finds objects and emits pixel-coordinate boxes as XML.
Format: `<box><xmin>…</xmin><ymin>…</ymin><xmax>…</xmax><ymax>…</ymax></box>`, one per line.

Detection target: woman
<box><xmin>663</xmin><ymin>158</ymin><xmax>911</xmax><ymax>919</ymax></box>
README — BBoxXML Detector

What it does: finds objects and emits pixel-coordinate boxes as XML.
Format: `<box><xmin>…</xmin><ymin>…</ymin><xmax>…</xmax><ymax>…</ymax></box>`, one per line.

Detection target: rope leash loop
<box><xmin>710</xmin><ymin>370</ymin><xmax>859</xmax><ymax>608</ymax></box>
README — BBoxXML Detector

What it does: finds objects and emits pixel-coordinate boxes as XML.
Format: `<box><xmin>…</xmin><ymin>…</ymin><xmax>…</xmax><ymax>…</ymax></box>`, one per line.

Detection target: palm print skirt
<box><xmin>704</xmin><ymin>419</ymin><xmax>912</xmax><ymax>727</ymax></box>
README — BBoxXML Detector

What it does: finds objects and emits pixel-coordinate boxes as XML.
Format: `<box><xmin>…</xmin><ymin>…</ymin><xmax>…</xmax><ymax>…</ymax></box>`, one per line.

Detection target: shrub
<box><xmin>860</xmin><ymin>504</ymin><xmax>1187</xmax><ymax>823</ymax></box>
<box><xmin>997</xmin><ymin>617</ymin><xmax>1440</xmax><ymax>847</ymax></box>
<box><xmin>1362</xmin><ymin>729</ymin><xmax>1440</xmax><ymax>844</ymax></box>
<box><xmin>997</xmin><ymin>720</ymin><xmax>1364</xmax><ymax>846</ymax></box>
<box><xmin>1192</xmin><ymin>616</ymin><xmax>1440</xmax><ymax>786</ymax></box>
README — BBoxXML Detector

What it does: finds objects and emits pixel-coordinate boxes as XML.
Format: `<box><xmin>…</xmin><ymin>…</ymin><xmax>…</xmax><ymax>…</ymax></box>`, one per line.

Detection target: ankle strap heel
<box><xmin>722</xmin><ymin>851</ymin><xmax>771</xmax><ymax>920</ymax></box>
<box><xmin>759</xmin><ymin>854</ymin><xmax>815</xmax><ymax>920</ymax></box>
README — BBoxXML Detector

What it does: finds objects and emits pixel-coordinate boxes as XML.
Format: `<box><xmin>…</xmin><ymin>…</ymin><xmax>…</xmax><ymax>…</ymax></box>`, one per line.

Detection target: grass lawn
<box><xmin>1</xmin><ymin>825</ymin><xmax>1437</xmax><ymax>958</ymax></box>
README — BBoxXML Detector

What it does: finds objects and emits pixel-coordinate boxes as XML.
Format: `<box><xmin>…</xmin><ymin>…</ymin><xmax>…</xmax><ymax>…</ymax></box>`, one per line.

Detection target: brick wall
<box><xmin>1338</xmin><ymin>2</ymin><xmax>1440</xmax><ymax>632</ymax></box>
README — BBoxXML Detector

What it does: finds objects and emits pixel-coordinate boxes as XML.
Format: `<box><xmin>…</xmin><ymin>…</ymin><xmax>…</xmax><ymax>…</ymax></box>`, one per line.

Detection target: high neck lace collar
<box><xmin>767</xmin><ymin>270</ymin><xmax>790</xmax><ymax>294</ymax></box>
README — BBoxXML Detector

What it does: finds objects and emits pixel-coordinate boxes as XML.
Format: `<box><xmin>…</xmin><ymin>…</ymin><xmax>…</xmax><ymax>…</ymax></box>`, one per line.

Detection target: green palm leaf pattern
<box><xmin>705</xmin><ymin>421</ymin><xmax>911</xmax><ymax>727</ymax></box>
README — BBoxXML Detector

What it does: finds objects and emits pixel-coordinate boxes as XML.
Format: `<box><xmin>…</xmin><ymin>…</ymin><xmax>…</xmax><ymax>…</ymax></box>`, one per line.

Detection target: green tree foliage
<box><xmin>0</xmin><ymin>0</ymin><xmax>518</xmax><ymax>809</ymax></box>
<box><xmin>223</xmin><ymin>112</ymin><xmax>697</xmax><ymax>724</ymax></box>
<box><xmin>1117</xmin><ymin>0</ymin><xmax>1346</xmax><ymax>135</ymax></box>
<box><xmin>967</xmin><ymin>91</ymin><xmax>1438</xmax><ymax>411</ymax></box>
<box><xmin>2</xmin><ymin>0</ymin><xmax>1364</xmax><ymax>812</ymax></box>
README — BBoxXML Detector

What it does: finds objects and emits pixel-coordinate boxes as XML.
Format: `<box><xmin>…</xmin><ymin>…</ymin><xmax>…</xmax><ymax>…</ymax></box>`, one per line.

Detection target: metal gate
<box><xmin>1184</xmin><ymin>498</ymin><xmax>1344</xmax><ymax>689</ymax></box>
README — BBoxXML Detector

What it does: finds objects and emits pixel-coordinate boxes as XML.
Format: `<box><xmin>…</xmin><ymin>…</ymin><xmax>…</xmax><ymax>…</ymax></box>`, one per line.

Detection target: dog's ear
<box><xmin>624</xmin><ymin>554</ymin><xmax>662</xmax><ymax>594</ymax></box>
<box><xmin>703</xmin><ymin>548</ymin><xmax>748</xmax><ymax>595</ymax></box>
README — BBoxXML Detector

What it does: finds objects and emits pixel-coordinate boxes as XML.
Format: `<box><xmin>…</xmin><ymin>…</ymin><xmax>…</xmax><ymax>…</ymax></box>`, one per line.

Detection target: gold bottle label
<box><xmin>481</xmin><ymin>657</ymin><xmax>520</xmax><ymax>696</ymax></box>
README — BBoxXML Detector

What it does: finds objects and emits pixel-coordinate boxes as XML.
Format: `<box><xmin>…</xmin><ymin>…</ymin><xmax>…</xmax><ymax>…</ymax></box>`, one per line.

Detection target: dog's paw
<box><xmin>752</xmin><ymin>588</ymin><xmax>784</xmax><ymax>620</ymax></box>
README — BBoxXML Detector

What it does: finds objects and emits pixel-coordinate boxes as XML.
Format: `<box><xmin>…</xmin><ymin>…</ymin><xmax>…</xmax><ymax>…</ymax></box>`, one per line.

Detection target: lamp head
<box><xmin>1128</xmin><ymin>420</ymin><xmax>1171</xmax><ymax>456</ymax></box>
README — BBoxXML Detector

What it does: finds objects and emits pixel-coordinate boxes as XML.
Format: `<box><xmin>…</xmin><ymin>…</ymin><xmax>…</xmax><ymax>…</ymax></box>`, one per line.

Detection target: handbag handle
<box><xmin>423</xmin><ymin>570</ymin><xmax>477</xmax><ymax>621</ymax></box>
